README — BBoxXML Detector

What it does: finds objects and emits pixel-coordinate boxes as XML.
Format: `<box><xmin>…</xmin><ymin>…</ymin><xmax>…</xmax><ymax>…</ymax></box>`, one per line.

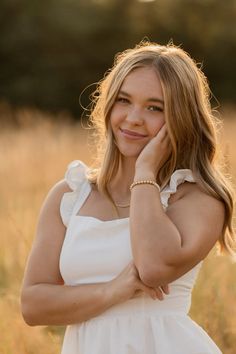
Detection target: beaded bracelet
<box><xmin>130</xmin><ymin>180</ymin><xmax>161</xmax><ymax>192</ymax></box>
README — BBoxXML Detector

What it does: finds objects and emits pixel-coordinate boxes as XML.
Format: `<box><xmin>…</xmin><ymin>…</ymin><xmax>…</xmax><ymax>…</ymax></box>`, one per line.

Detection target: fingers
<box><xmin>161</xmin><ymin>284</ymin><xmax>170</xmax><ymax>295</ymax></box>
<box><xmin>158</xmin><ymin>123</ymin><xmax>168</xmax><ymax>141</ymax></box>
<box><xmin>131</xmin><ymin>262</ymin><xmax>170</xmax><ymax>301</ymax></box>
<box><xmin>137</xmin><ymin>282</ymin><xmax>156</xmax><ymax>300</ymax></box>
<box><xmin>137</xmin><ymin>280</ymin><xmax>170</xmax><ymax>301</ymax></box>
<box><xmin>162</xmin><ymin>126</ymin><xmax>171</xmax><ymax>144</ymax></box>
<box><xmin>155</xmin><ymin>124</ymin><xmax>170</xmax><ymax>146</ymax></box>
<box><xmin>153</xmin><ymin>287</ymin><xmax>164</xmax><ymax>301</ymax></box>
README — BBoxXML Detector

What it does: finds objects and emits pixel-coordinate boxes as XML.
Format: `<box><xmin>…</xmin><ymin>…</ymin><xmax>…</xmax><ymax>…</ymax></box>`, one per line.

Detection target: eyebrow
<box><xmin>119</xmin><ymin>90</ymin><xmax>164</xmax><ymax>105</ymax></box>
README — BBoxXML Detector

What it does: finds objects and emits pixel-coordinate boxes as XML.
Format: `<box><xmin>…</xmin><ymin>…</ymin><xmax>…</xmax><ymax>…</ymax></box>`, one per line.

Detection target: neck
<box><xmin>108</xmin><ymin>156</ymin><xmax>136</xmax><ymax>201</ymax></box>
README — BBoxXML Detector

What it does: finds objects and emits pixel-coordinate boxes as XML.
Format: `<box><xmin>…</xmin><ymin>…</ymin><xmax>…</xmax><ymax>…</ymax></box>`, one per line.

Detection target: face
<box><xmin>110</xmin><ymin>66</ymin><xmax>165</xmax><ymax>158</ymax></box>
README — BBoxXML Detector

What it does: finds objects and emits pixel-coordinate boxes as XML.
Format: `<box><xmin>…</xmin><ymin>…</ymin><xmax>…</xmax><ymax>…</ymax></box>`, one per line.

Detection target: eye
<box><xmin>148</xmin><ymin>105</ymin><xmax>164</xmax><ymax>112</ymax></box>
<box><xmin>116</xmin><ymin>97</ymin><xmax>130</xmax><ymax>104</ymax></box>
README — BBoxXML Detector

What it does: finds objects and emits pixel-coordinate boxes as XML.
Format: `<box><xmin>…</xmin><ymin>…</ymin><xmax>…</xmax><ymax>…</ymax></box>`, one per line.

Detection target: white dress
<box><xmin>59</xmin><ymin>160</ymin><xmax>222</xmax><ymax>354</ymax></box>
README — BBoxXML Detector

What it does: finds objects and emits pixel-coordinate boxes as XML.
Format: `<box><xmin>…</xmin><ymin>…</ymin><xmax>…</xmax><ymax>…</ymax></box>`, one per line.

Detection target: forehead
<box><xmin>119</xmin><ymin>66</ymin><xmax>163</xmax><ymax>99</ymax></box>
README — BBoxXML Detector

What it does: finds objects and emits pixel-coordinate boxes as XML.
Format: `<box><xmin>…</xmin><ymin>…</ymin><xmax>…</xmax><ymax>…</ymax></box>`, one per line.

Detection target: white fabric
<box><xmin>60</xmin><ymin>160</ymin><xmax>89</xmax><ymax>227</ymax></box>
<box><xmin>59</xmin><ymin>160</ymin><xmax>222</xmax><ymax>354</ymax></box>
<box><xmin>160</xmin><ymin>169</ymin><xmax>195</xmax><ymax>209</ymax></box>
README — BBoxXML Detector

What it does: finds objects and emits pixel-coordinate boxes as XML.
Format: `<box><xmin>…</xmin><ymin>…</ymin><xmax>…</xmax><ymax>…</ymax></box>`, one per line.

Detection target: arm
<box><xmin>130</xmin><ymin>178</ymin><xmax>225</xmax><ymax>287</ymax></box>
<box><xmin>21</xmin><ymin>180</ymin><xmax>119</xmax><ymax>326</ymax></box>
<box><xmin>21</xmin><ymin>180</ymin><xmax>163</xmax><ymax>326</ymax></box>
<box><xmin>130</xmin><ymin>124</ymin><xmax>225</xmax><ymax>287</ymax></box>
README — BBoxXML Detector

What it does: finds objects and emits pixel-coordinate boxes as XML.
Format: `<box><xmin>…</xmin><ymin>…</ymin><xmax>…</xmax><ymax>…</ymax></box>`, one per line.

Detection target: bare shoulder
<box><xmin>169</xmin><ymin>181</ymin><xmax>225</xmax><ymax>217</ymax></box>
<box><xmin>42</xmin><ymin>179</ymin><xmax>72</xmax><ymax>209</ymax></box>
<box><xmin>35</xmin><ymin>178</ymin><xmax>72</xmax><ymax>242</ymax></box>
<box><xmin>166</xmin><ymin>181</ymin><xmax>225</xmax><ymax>260</ymax></box>
<box><xmin>22</xmin><ymin>179</ymin><xmax>72</xmax><ymax>287</ymax></box>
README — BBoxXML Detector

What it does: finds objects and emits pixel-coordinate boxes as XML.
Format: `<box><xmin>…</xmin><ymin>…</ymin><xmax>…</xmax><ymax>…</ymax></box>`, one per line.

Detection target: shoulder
<box><xmin>43</xmin><ymin>159</ymin><xmax>88</xmax><ymax>210</ymax></box>
<box><xmin>39</xmin><ymin>180</ymin><xmax>72</xmax><ymax>219</ymax></box>
<box><xmin>64</xmin><ymin>160</ymin><xmax>89</xmax><ymax>191</ymax></box>
<box><xmin>167</xmin><ymin>181</ymin><xmax>225</xmax><ymax>251</ymax></box>
<box><xmin>38</xmin><ymin>180</ymin><xmax>73</xmax><ymax>230</ymax></box>
<box><xmin>169</xmin><ymin>180</ymin><xmax>225</xmax><ymax>217</ymax></box>
<box><xmin>162</xmin><ymin>166</ymin><xmax>225</xmax><ymax>230</ymax></box>
<box><xmin>22</xmin><ymin>180</ymin><xmax>71</xmax><ymax>293</ymax></box>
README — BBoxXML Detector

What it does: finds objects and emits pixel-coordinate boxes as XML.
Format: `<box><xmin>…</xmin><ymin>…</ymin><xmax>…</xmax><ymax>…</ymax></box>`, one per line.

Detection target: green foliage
<box><xmin>0</xmin><ymin>0</ymin><xmax>235</xmax><ymax>118</ymax></box>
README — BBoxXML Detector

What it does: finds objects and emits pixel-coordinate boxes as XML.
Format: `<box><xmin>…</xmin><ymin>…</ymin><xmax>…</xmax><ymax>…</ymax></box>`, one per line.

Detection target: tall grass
<box><xmin>0</xmin><ymin>107</ymin><xmax>235</xmax><ymax>353</ymax></box>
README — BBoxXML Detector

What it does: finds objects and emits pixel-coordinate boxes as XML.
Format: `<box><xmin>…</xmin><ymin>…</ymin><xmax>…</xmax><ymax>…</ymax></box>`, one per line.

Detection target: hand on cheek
<box><xmin>135</xmin><ymin>124</ymin><xmax>172</xmax><ymax>176</ymax></box>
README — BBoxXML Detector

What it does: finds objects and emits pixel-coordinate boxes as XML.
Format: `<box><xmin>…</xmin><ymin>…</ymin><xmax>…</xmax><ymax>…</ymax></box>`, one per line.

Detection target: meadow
<box><xmin>0</xmin><ymin>106</ymin><xmax>236</xmax><ymax>353</ymax></box>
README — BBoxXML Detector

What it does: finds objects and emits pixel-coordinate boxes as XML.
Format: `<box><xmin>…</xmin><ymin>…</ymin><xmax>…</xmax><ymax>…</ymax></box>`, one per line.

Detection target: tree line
<box><xmin>0</xmin><ymin>0</ymin><xmax>235</xmax><ymax>119</ymax></box>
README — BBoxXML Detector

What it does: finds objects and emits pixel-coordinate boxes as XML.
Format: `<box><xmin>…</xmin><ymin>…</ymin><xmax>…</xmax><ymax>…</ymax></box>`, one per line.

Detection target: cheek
<box><xmin>110</xmin><ymin>107</ymin><xmax>128</xmax><ymax>135</ymax></box>
<box><xmin>109</xmin><ymin>112</ymin><xmax>116</xmax><ymax>134</ymax></box>
<box><xmin>148</xmin><ymin>117</ymin><xmax>165</xmax><ymax>136</ymax></box>
<box><xmin>110</xmin><ymin>106</ymin><xmax>122</xmax><ymax>128</ymax></box>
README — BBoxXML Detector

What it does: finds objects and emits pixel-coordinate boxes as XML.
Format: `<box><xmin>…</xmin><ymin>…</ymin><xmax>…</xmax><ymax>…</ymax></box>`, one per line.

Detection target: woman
<box><xmin>21</xmin><ymin>41</ymin><xmax>235</xmax><ymax>354</ymax></box>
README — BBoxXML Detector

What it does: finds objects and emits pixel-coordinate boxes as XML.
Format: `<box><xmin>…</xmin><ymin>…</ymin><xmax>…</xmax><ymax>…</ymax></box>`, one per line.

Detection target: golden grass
<box><xmin>0</xmin><ymin>107</ymin><xmax>236</xmax><ymax>353</ymax></box>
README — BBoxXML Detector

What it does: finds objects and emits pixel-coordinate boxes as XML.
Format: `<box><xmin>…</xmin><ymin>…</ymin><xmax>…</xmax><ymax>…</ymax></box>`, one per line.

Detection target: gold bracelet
<box><xmin>130</xmin><ymin>180</ymin><xmax>161</xmax><ymax>192</ymax></box>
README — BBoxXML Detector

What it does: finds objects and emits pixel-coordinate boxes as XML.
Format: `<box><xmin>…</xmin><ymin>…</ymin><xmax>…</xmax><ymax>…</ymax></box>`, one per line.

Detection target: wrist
<box><xmin>130</xmin><ymin>180</ymin><xmax>161</xmax><ymax>193</ymax></box>
<box><xmin>101</xmin><ymin>281</ymin><xmax>122</xmax><ymax>307</ymax></box>
<box><xmin>134</xmin><ymin>168</ymin><xmax>156</xmax><ymax>182</ymax></box>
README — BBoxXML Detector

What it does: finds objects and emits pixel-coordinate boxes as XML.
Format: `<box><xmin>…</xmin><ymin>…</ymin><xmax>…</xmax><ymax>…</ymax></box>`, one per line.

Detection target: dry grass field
<box><xmin>0</xmin><ymin>106</ymin><xmax>235</xmax><ymax>354</ymax></box>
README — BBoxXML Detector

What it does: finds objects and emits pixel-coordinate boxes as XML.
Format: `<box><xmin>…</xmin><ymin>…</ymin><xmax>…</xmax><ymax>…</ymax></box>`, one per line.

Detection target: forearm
<box><xmin>130</xmin><ymin>171</ymin><xmax>182</xmax><ymax>280</ymax></box>
<box><xmin>21</xmin><ymin>281</ymin><xmax>117</xmax><ymax>326</ymax></box>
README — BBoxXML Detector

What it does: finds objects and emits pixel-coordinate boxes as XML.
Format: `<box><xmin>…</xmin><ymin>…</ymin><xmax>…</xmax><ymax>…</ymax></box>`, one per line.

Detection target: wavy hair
<box><xmin>87</xmin><ymin>41</ymin><xmax>235</xmax><ymax>256</ymax></box>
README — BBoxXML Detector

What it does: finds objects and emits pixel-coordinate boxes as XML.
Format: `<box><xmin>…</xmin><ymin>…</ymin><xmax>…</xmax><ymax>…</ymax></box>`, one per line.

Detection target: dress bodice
<box><xmin>59</xmin><ymin>160</ymin><xmax>222</xmax><ymax>354</ymax></box>
<box><xmin>60</xmin><ymin>159</ymin><xmax>196</xmax><ymax>226</ymax></box>
<box><xmin>59</xmin><ymin>160</ymin><xmax>202</xmax><ymax>315</ymax></box>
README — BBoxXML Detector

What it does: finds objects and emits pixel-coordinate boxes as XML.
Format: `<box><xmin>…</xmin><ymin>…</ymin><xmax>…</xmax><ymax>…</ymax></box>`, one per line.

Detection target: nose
<box><xmin>126</xmin><ymin>106</ymin><xmax>144</xmax><ymax>125</ymax></box>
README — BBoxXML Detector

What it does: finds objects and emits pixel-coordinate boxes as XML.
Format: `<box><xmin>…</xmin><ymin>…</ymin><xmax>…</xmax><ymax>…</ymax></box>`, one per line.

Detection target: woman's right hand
<box><xmin>106</xmin><ymin>261</ymin><xmax>169</xmax><ymax>305</ymax></box>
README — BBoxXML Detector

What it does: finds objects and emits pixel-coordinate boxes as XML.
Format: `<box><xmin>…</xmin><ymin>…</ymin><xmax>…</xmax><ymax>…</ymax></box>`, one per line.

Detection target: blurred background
<box><xmin>1</xmin><ymin>0</ymin><xmax>236</xmax><ymax>118</ymax></box>
<box><xmin>0</xmin><ymin>0</ymin><xmax>236</xmax><ymax>353</ymax></box>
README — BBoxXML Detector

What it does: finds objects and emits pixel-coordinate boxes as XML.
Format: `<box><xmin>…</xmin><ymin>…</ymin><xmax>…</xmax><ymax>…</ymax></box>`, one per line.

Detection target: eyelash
<box><xmin>116</xmin><ymin>97</ymin><xmax>163</xmax><ymax>113</ymax></box>
<box><xmin>117</xmin><ymin>97</ymin><xmax>129</xmax><ymax>103</ymax></box>
<box><xmin>148</xmin><ymin>106</ymin><xmax>163</xmax><ymax>112</ymax></box>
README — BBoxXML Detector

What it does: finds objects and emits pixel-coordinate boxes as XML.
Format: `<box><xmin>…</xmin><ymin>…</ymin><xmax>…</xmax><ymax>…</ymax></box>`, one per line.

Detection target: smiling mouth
<box><xmin>120</xmin><ymin>128</ymin><xmax>147</xmax><ymax>138</ymax></box>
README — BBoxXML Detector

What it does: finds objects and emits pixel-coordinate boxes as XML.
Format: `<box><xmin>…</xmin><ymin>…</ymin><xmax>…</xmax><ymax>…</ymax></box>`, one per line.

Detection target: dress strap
<box><xmin>72</xmin><ymin>180</ymin><xmax>92</xmax><ymax>217</ymax></box>
<box><xmin>160</xmin><ymin>169</ymin><xmax>195</xmax><ymax>210</ymax></box>
<box><xmin>60</xmin><ymin>160</ymin><xmax>91</xmax><ymax>226</ymax></box>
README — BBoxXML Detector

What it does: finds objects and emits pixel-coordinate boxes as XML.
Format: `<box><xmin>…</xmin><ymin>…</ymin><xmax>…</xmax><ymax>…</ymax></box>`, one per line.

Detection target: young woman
<box><xmin>21</xmin><ymin>41</ymin><xmax>235</xmax><ymax>354</ymax></box>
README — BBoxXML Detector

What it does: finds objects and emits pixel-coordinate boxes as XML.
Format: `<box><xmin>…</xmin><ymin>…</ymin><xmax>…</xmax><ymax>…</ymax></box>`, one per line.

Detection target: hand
<box><xmin>135</xmin><ymin>124</ymin><xmax>171</xmax><ymax>177</ymax></box>
<box><xmin>106</xmin><ymin>261</ymin><xmax>170</xmax><ymax>305</ymax></box>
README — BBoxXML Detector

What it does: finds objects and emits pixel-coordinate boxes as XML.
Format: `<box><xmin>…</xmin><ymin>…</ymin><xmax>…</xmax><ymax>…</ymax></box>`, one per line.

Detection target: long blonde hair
<box><xmin>87</xmin><ymin>41</ymin><xmax>235</xmax><ymax>256</ymax></box>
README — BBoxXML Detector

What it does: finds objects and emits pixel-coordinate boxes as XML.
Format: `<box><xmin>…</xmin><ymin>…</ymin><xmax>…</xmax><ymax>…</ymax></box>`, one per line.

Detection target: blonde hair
<box><xmin>87</xmin><ymin>41</ymin><xmax>235</xmax><ymax>256</ymax></box>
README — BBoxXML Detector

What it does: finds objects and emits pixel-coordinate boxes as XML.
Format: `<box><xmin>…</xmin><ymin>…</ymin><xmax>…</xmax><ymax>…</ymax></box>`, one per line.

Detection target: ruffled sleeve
<box><xmin>160</xmin><ymin>169</ymin><xmax>195</xmax><ymax>210</ymax></box>
<box><xmin>60</xmin><ymin>160</ymin><xmax>88</xmax><ymax>227</ymax></box>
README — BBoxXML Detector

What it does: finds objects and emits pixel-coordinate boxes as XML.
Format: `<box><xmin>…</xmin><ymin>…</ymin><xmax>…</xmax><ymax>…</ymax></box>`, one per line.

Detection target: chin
<box><xmin>117</xmin><ymin>146</ymin><xmax>143</xmax><ymax>158</ymax></box>
<box><xmin>114</xmin><ymin>138</ymin><xmax>148</xmax><ymax>158</ymax></box>
<box><xmin>120</xmin><ymin>152</ymin><xmax>139</xmax><ymax>159</ymax></box>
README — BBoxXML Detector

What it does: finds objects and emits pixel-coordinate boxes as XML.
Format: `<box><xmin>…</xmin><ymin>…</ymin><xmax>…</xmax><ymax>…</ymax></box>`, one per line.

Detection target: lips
<box><xmin>120</xmin><ymin>128</ymin><xmax>147</xmax><ymax>138</ymax></box>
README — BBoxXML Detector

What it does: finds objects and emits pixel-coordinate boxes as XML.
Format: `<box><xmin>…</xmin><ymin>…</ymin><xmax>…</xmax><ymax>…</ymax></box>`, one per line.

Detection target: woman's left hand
<box><xmin>135</xmin><ymin>124</ymin><xmax>171</xmax><ymax>177</ymax></box>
